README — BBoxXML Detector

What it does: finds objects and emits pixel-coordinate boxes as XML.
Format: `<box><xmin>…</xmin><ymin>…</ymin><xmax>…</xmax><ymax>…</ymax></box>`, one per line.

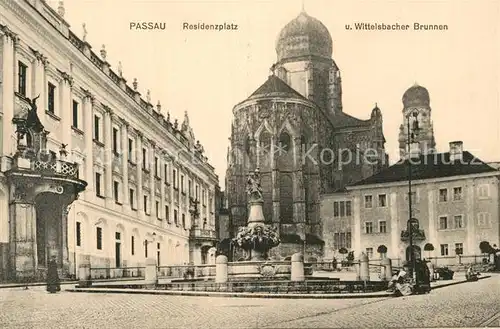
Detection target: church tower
<box><xmin>398</xmin><ymin>84</ymin><xmax>436</xmax><ymax>158</ymax></box>
<box><xmin>273</xmin><ymin>9</ymin><xmax>342</xmax><ymax>115</ymax></box>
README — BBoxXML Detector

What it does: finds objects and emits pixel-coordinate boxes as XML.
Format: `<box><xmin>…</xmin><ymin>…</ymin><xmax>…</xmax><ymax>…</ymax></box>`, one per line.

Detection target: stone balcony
<box><xmin>190</xmin><ymin>228</ymin><xmax>218</xmax><ymax>241</ymax></box>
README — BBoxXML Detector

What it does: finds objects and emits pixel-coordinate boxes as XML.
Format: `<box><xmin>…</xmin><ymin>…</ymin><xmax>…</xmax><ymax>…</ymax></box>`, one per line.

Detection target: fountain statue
<box><xmin>233</xmin><ymin>168</ymin><xmax>280</xmax><ymax>261</ymax></box>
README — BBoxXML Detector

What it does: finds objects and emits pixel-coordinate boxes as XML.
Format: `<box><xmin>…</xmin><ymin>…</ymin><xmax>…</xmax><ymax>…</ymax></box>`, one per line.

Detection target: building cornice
<box><xmin>75</xmin><ymin>199</ymin><xmax>190</xmax><ymax>240</ymax></box>
<box><xmin>346</xmin><ymin>171</ymin><xmax>500</xmax><ymax>191</ymax></box>
<box><xmin>3</xmin><ymin>0</ymin><xmax>218</xmax><ymax>184</ymax></box>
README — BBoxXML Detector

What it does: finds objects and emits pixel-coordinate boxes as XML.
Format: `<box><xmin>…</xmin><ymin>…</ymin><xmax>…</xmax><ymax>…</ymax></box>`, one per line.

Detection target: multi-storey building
<box><xmin>322</xmin><ymin>84</ymin><xmax>500</xmax><ymax>261</ymax></box>
<box><xmin>347</xmin><ymin>141</ymin><xmax>499</xmax><ymax>261</ymax></box>
<box><xmin>0</xmin><ymin>0</ymin><xmax>218</xmax><ymax>282</ymax></box>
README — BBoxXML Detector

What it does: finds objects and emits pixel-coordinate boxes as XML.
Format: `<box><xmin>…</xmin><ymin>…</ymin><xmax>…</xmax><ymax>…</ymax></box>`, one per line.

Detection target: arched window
<box><xmin>280</xmin><ymin>174</ymin><xmax>294</xmax><ymax>223</ymax></box>
<box><xmin>279</xmin><ymin>131</ymin><xmax>291</xmax><ymax>153</ymax></box>
<box><xmin>244</xmin><ymin>136</ymin><xmax>251</xmax><ymax>154</ymax></box>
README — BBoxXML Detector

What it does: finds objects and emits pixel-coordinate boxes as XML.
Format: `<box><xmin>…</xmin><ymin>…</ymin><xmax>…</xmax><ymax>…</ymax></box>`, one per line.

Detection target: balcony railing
<box><xmin>400</xmin><ymin>229</ymin><xmax>426</xmax><ymax>242</ymax></box>
<box><xmin>190</xmin><ymin>228</ymin><xmax>217</xmax><ymax>240</ymax></box>
<box><xmin>15</xmin><ymin>158</ymin><xmax>80</xmax><ymax>179</ymax></box>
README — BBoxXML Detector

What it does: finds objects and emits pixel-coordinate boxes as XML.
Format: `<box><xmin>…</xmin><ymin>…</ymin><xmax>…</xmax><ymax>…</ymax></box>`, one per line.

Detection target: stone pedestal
<box><xmin>247</xmin><ymin>200</ymin><xmax>265</xmax><ymax>226</ymax></box>
<box><xmin>144</xmin><ymin>258</ymin><xmax>158</xmax><ymax>285</ymax></box>
<box><xmin>215</xmin><ymin>255</ymin><xmax>228</xmax><ymax>283</ymax></box>
<box><xmin>78</xmin><ymin>258</ymin><xmax>92</xmax><ymax>287</ymax></box>
<box><xmin>358</xmin><ymin>252</ymin><xmax>370</xmax><ymax>281</ymax></box>
<box><xmin>291</xmin><ymin>252</ymin><xmax>305</xmax><ymax>282</ymax></box>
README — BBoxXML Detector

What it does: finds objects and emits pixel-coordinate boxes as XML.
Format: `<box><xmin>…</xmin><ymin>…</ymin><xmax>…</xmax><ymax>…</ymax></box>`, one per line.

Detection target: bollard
<box><xmin>427</xmin><ymin>261</ymin><xmax>435</xmax><ymax>282</ymax></box>
<box><xmin>355</xmin><ymin>261</ymin><xmax>361</xmax><ymax>281</ymax></box>
<box><xmin>291</xmin><ymin>253</ymin><xmax>305</xmax><ymax>282</ymax></box>
<box><xmin>144</xmin><ymin>258</ymin><xmax>158</xmax><ymax>286</ymax></box>
<box><xmin>380</xmin><ymin>258</ymin><xmax>392</xmax><ymax>281</ymax></box>
<box><xmin>215</xmin><ymin>255</ymin><xmax>228</xmax><ymax>283</ymax></box>
<box><xmin>78</xmin><ymin>259</ymin><xmax>92</xmax><ymax>288</ymax></box>
<box><xmin>359</xmin><ymin>252</ymin><xmax>370</xmax><ymax>281</ymax></box>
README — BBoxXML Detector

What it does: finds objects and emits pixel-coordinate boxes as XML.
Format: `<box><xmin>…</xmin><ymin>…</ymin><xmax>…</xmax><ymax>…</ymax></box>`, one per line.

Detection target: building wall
<box><xmin>320</xmin><ymin>192</ymin><xmax>352</xmax><ymax>261</ymax></box>
<box><xmin>348</xmin><ymin>174</ymin><xmax>500</xmax><ymax>261</ymax></box>
<box><xmin>0</xmin><ymin>0</ymin><xmax>219</xmax><ymax>277</ymax></box>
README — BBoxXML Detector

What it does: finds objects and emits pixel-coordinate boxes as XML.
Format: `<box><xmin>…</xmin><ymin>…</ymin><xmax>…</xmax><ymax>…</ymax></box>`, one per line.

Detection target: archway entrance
<box><xmin>36</xmin><ymin>193</ymin><xmax>64</xmax><ymax>268</ymax></box>
<box><xmin>201</xmin><ymin>245</ymin><xmax>212</xmax><ymax>264</ymax></box>
<box><xmin>405</xmin><ymin>245</ymin><xmax>422</xmax><ymax>262</ymax></box>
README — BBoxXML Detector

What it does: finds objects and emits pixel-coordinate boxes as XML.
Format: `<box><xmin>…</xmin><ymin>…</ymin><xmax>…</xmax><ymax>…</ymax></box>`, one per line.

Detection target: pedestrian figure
<box><xmin>331</xmin><ymin>257</ymin><xmax>337</xmax><ymax>271</ymax></box>
<box><xmin>46</xmin><ymin>255</ymin><xmax>61</xmax><ymax>293</ymax></box>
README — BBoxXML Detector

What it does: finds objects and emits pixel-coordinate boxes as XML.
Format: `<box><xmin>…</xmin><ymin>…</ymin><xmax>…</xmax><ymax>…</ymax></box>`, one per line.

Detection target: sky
<box><xmin>50</xmin><ymin>0</ymin><xmax>500</xmax><ymax>188</ymax></box>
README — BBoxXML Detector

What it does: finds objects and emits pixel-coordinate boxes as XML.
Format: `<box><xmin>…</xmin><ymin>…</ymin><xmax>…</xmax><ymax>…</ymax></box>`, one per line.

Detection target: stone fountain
<box><xmin>233</xmin><ymin>168</ymin><xmax>280</xmax><ymax>261</ymax></box>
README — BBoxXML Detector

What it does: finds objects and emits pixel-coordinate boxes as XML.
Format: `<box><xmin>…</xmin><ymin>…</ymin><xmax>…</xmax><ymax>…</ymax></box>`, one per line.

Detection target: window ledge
<box><xmin>46</xmin><ymin>110</ymin><xmax>61</xmax><ymax>121</ymax></box>
<box><xmin>71</xmin><ymin>126</ymin><xmax>84</xmax><ymax>135</ymax></box>
<box><xmin>93</xmin><ymin>139</ymin><xmax>105</xmax><ymax>147</ymax></box>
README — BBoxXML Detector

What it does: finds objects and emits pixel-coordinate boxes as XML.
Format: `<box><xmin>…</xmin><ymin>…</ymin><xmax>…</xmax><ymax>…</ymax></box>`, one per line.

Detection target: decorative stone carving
<box><xmin>82</xmin><ymin>23</ymin><xmax>88</xmax><ymax>42</ymax></box>
<box><xmin>100</xmin><ymin>44</ymin><xmax>107</xmax><ymax>61</ymax></box>
<box><xmin>132</xmin><ymin>78</ymin><xmax>138</xmax><ymax>91</ymax></box>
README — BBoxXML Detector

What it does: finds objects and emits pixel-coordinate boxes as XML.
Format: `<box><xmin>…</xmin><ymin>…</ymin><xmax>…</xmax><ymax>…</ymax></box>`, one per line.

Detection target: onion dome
<box><xmin>275</xmin><ymin>11</ymin><xmax>333</xmax><ymax>62</ymax></box>
<box><xmin>371</xmin><ymin>103</ymin><xmax>382</xmax><ymax>119</ymax></box>
<box><xmin>402</xmin><ymin>83</ymin><xmax>430</xmax><ymax>108</ymax></box>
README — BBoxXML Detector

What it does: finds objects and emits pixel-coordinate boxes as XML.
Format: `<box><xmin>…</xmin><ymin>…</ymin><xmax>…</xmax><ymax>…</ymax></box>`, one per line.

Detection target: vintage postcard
<box><xmin>0</xmin><ymin>0</ymin><xmax>499</xmax><ymax>328</ymax></box>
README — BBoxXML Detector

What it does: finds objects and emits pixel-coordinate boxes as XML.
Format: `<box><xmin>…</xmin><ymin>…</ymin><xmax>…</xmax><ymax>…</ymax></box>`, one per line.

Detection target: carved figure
<box><xmin>246</xmin><ymin>168</ymin><xmax>263</xmax><ymax>200</ymax></box>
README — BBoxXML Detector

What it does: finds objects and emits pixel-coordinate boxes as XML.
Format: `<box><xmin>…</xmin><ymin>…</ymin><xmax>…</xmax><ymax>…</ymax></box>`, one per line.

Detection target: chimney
<box><xmin>449</xmin><ymin>141</ymin><xmax>463</xmax><ymax>161</ymax></box>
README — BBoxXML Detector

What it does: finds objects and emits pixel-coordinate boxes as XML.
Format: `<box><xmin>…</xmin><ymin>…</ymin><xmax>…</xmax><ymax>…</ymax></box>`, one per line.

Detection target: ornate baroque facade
<box><xmin>225</xmin><ymin>10</ymin><xmax>387</xmax><ymax>260</ymax></box>
<box><xmin>0</xmin><ymin>0</ymin><xmax>218</xmax><ymax>282</ymax></box>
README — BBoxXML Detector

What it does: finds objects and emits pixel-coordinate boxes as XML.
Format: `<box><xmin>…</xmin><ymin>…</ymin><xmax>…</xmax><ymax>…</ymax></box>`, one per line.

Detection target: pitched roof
<box><xmin>349</xmin><ymin>151</ymin><xmax>499</xmax><ymax>187</ymax></box>
<box><xmin>331</xmin><ymin>112</ymin><xmax>373</xmax><ymax>129</ymax></box>
<box><xmin>248</xmin><ymin>75</ymin><xmax>308</xmax><ymax>101</ymax></box>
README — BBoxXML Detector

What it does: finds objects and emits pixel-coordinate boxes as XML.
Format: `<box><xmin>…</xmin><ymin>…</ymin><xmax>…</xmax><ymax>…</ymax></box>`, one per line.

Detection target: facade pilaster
<box><xmin>135</xmin><ymin>130</ymin><xmax>144</xmax><ymax>214</ymax></box>
<box><xmin>389</xmin><ymin>191</ymin><xmax>400</xmax><ymax>259</ymax></box>
<box><xmin>32</xmin><ymin>50</ymin><xmax>48</xmax><ymax>128</ymax></box>
<box><xmin>1</xmin><ymin>28</ymin><xmax>16</xmax><ymax>159</ymax></box>
<box><xmin>103</xmin><ymin>107</ymin><xmax>113</xmax><ymax>200</ymax></box>
<box><xmin>160</xmin><ymin>154</ymin><xmax>166</xmax><ymax>221</ymax></box>
<box><xmin>82</xmin><ymin>92</ymin><xmax>94</xmax><ymax>195</ymax></box>
<box><xmin>465</xmin><ymin>179</ymin><xmax>476</xmax><ymax>254</ymax></box>
<box><xmin>427</xmin><ymin>188</ymin><xmax>437</xmax><ymax>257</ymax></box>
<box><xmin>121</xmin><ymin>120</ymin><xmax>129</xmax><ymax>205</ymax></box>
<box><xmin>352</xmin><ymin>194</ymin><xmax>362</xmax><ymax>254</ymax></box>
<box><xmin>149</xmin><ymin>140</ymin><xmax>156</xmax><ymax>220</ymax></box>
<box><xmin>60</xmin><ymin>72</ymin><xmax>73</xmax><ymax>154</ymax></box>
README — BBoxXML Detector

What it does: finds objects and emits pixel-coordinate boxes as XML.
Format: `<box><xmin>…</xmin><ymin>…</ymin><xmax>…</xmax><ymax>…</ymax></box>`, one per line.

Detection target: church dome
<box><xmin>402</xmin><ymin>84</ymin><xmax>430</xmax><ymax>108</ymax></box>
<box><xmin>276</xmin><ymin>11</ymin><xmax>333</xmax><ymax>62</ymax></box>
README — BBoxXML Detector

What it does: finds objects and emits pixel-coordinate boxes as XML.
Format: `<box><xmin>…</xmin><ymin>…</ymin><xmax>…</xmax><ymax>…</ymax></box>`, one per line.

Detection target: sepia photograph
<box><xmin>0</xmin><ymin>0</ymin><xmax>499</xmax><ymax>328</ymax></box>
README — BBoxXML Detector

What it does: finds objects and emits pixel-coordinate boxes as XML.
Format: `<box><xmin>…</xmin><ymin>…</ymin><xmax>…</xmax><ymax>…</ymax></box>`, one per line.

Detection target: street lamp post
<box><xmin>406</xmin><ymin>110</ymin><xmax>420</xmax><ymax>280</ymax></box>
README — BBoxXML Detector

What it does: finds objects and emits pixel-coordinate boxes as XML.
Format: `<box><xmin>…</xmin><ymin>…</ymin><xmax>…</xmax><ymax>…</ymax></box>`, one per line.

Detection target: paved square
<box><xmin>0</xmin><ymin>275</ymin><xmax>498</xmax><ymax>328</ymax></box>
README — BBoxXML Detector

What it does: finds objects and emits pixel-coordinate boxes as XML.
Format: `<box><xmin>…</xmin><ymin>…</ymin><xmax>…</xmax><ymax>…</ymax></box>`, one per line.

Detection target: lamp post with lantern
<box><xmin>406</xmin><ymin>110</ymin><xmax>421</xmax><ymax>281</ymax></box>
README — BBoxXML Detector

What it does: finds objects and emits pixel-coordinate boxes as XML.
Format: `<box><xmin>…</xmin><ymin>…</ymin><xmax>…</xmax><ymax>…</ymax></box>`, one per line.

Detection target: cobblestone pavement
<box><xmin>0</xmin><ymin>275</ymin><xmax>498</xmax><ymax>329</ymax></box>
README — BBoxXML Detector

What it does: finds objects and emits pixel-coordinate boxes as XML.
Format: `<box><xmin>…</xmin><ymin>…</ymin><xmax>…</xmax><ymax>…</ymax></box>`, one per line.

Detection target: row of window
<box><xmin>363</xmin><ymin>242</ymin><xmax>465</xmax><ymax>259</ymax></box>
<box><xmin>363</xmin><ymin>213</ymin><xmax>493</xmax><ymax>234</ymax></box>
<box><xmin>78</xmin><ymin>224</ymin><xmax>165</xmax><ymax>266</ymax></box>
<box><xmin>17</xmin><ymin>61</ymin><xmax>212</xmax><ymax>207</ymax></box>
<box><xmin>363</xmin><ymin>185</ymin><xmax>491</xmax><ymax>209</ymax></box>
<box><xmin>440</xmin><ymin>243</ymin><xmax>464</xmax><ymax>256</ymax></box>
